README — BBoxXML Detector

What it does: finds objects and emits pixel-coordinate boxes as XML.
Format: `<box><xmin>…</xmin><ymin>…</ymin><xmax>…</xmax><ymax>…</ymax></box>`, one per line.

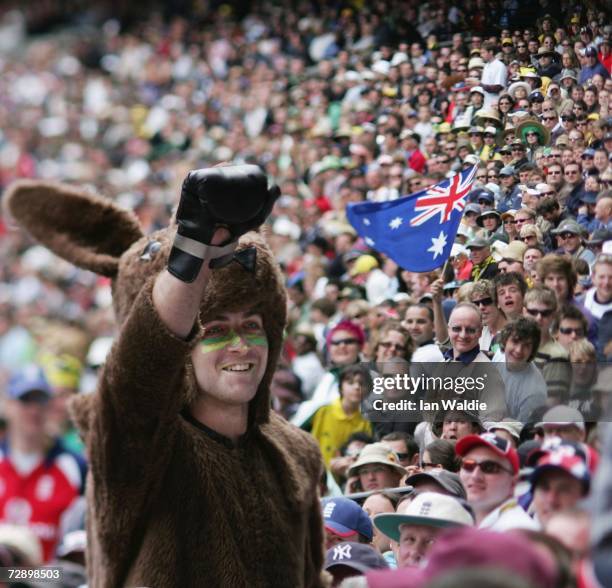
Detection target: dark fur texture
<box><xmin>5</xmin><ymin>180</ymin><xmax>327</xmax><ymax>587</ymax></box>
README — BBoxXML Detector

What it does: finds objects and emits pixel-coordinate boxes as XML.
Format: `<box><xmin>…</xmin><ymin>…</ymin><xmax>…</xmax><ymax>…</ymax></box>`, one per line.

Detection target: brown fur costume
<box><xmin>5</xmin><ymin>180</ymin><xmax>327</xmax><ymax>587</ymax></box>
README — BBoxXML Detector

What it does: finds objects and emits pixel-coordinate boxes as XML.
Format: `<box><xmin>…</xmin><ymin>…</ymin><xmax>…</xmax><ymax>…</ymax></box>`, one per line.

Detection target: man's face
<box><xmin>497</xmin><ymin>283</ymin><xmax>524</xmax><ymax>318</ymax></box>
<box><xmin>449</xmin><ymin>307</ymin><xmax>482</xmax><ymax>355</ymax></box>
<box><xmin>523</xmin><ymin>302</ymin><xmax>554</xmax><ymax>335</ymax></box>
<box><xmin>532</xmin><ymin>470</ymin><xmax>584</xmax><ymax>526</ymax></box>
<box><xmin>329</xmin><ymin>329</ymin><xmax>361</xmax><ymax>366</ymax></box>
<box><xmin>523</xmin><ymin>248</ymin><xmax>543</xmax><ymax>271</ymax></box>
<box><xmin>557</xmin><ymin>318</ymin><xmax>585</xmax><ymax>349</ymax></box>
<box><xmin>471</xmin><ymin>291</ymin><xmax>496</xmax><ymax>324</ymax></box>
<box><xmin>469</xmin><ymin>246</ymin><xmax>489</xmax><ymax>265</ymax></box>
<box><xmin>546</xmin><ymin>166</ymin><xmax>563</xmax><ymax>188</ymax></box>
<box><xmin>358</xmin><ymin>464</ymin><xmax>401</xmax><ymax>491</ymax></box>
<box><xmin>192</xmin><ymin>311</ymin><xmax>268</xmax><ymax>407</ymax></box>
<box><xmin>564</xmin><ymin>165</ymin><xmax>581</xmax><ymax>185</ymax></box>
<box><xmin>544</xmin><ymin>272</ymin><xmax>569</xmax><ymax>301</ymax></box>
<box><xmin>504</xmin><ymin>334</ymin><xmax>533</xmax><ymax>365</ymax></box>
<box><xmin>593</xmin><ymin>262</ymin><xmax>612</xmax><ymax>302</ymax></box>
<box><xmin>5</xmin><ymin>392</ymin><xmax>50</xmax><ymax>438</ymax></box>
<box><xmin>460</xmin><ymin>446</ymin><xmax>515</xmax><ymax>514</ymax></box>
<box><xmin>398</xmin><ymin>524</ymin><xmax>440</xmax><ymax>568</ymax></box>
<box><xmin>403</xmin><ymin>306</ymin><xmax>434</xmax><ymax>345</ymax></box>
<box><xmin>441</xmin><ymin>416</ymin><xmax>474</xmax><ymax>441</ymax></box>
<box><xmin>595</xmin><ymin>197</ymin><xmax>612</xmax><ymax>221</ymax></box>
<box><xmin>499</xmin><ymin>260</ymin><xmax>524</xmax><ymax>275</ymax></box>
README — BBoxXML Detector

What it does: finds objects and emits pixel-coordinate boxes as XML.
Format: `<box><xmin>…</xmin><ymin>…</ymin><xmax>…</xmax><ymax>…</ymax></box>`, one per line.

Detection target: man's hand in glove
<box><xmin>168</xmin><ymin>164</ymin><xmax>279</xmax><ymax>282</ymax></box>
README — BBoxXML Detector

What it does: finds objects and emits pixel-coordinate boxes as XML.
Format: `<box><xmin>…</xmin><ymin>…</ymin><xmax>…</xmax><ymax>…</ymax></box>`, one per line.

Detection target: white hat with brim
<box><xmin>347</xmin><ymin>442</ymin><xmax>407</xmax><ymax>478</ymax></box>
<box><xmin>373</xmin><ymin>492</ymin><xmax>473</xmax><ymax>542</ymax></box>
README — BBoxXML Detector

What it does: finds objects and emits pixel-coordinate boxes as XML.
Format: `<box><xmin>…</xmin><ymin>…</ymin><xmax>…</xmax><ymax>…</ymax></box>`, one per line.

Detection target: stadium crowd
<box><xmin>0</xmin><ymin>1</ymin><xmax>611</xmax><ymax>586</ymax></box>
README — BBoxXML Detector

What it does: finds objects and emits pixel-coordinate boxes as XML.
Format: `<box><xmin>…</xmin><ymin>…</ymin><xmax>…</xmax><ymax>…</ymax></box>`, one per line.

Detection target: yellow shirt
<box><xmin>310</xmin><ymin>397</ymin><xmax>373</xmax><ymax>466</ymax></box>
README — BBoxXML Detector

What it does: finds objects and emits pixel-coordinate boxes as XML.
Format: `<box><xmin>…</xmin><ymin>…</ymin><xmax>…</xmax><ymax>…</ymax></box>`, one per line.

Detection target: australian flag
<box><xmin>346</xmin><ymin>166</ymin><xmax>477</xmax><ymax>271</ymax></box>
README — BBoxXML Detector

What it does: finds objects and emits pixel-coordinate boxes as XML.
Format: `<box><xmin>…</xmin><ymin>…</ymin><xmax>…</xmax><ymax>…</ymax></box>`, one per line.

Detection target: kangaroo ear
<box><xmin>4</xmin><ymin>180</ymin><xmax>144</xmax><ymax>277</ymax></box>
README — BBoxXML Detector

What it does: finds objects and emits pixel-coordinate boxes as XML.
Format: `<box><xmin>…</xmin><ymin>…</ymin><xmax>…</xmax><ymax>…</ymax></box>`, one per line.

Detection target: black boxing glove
<box><xmin>168</xmin><ymin>164</ymin><xmax>279</xmax><ymax>282</ymax></box>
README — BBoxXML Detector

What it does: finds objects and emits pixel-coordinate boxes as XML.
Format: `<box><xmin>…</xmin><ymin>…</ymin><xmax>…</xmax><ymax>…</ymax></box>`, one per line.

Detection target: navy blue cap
<box><xmin>321</xmin><ymin>497</ymin><xmax>373</xmax><ymax>541</ymax></box>
<box><xmin>8</xmin><ymin>365</ymin><xmax>52</xmax><ymax>400</ymax></box>
<box><xmin>324</xmin><ymin>542</ymin><xmax>388</xmax><ymax>573</ymax></box>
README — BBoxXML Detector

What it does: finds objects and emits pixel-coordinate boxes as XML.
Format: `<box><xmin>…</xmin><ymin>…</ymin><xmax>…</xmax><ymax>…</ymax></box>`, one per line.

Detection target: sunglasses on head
<box><xmin>460</xmin><ymin>458</ymin><xmax>513</xmax><ymax>475</ymax></box>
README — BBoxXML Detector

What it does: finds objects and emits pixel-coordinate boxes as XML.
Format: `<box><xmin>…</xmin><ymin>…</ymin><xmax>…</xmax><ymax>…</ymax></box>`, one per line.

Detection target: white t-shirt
<box><xmin>481</xmin><ymin>59</ymin><xmax>507</xmax><ymax>107</ymax></box>
<box><xmin>478</xmin><ymin>498</ymin><xmax>539</xmax><ymax>532</ymax></box>
<box><xmin>582</xmin><ymin>287</ymin><xmax>612</xmax><ymax>320</ymax></box>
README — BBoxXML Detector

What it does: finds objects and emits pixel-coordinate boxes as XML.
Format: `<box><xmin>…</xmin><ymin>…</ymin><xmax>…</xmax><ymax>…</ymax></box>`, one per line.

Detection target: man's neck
<box><xmin>8</xmin><ymin>431</ymin><xmax>46</xmax><ymax>455</ymax></box>
<box><xmin>473</xmin><ymin>499</ymin><xmax>506</xmax><ymax>526</ymax></box>
<box><xmin>594</xmin><ymin>289</ymin><xmax>612</xmax><ymax>305</ymax></box>
<box><xmin>191</xmin><ymin>396</ymin><xmax>249</xmax><ymax>444</ymax></box>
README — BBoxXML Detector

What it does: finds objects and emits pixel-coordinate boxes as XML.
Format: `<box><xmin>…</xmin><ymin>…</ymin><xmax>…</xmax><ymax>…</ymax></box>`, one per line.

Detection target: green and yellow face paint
<box><xmin>199</xmin><ymin>327</ymin><xmax>268</xmax><ymax>354</ymax></box>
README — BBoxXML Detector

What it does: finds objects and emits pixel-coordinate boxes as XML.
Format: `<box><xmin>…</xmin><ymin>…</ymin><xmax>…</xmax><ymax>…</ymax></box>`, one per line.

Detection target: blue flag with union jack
<box><xmin>346</xmin><ymin>166</ymin><xmax>477</xmax><ymax>271</ymax></box>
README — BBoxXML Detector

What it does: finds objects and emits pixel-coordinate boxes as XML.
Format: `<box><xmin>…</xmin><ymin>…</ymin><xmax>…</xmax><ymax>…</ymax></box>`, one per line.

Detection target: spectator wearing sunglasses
<box><xmin>523</xmin><ymin>287</ymin><xmax>571</xmax><ymax>394</ymax></box>
<box><xmin>552</xmin><ymin>306</ymin><xmax>589</xmax><ymax>352</ymax></box>
<box><xmin>551</xmin><ymin>220</ymin><xmax>596</xmax><ymax>265</ymax></box>
<box><xmin>498</xmin><ymin>166</ymin><xmax>522</xmax><ymax>212</ymax></box>
<box><xmin>456</xmin><ymin>433</ymin><xmax>538</xmax><ymax>531</ymax></box>
<box><xmin>469</xmin><ymin>280</ymin><xmax>507</xmax><ymax>354</ymax></box>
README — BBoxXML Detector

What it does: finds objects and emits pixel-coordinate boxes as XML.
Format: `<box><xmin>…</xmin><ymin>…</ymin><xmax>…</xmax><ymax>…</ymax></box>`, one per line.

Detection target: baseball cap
<box><xmin>324</xmin><ymin>542</ymin><xmax>388</xmax><ymax>574</ymax></box>
<box><xmin>455</xmin><ymin>432</ymin><xmax>520</xmax><ymax>474</ymax></box>
<box><xmin>373</xmin><ymin>492</ymin><xmax>473</xmax><ymax>542</ymax></box>
<box><xmin>551</xmin><ymin>220</ymin><xmax>582</xmax><ymax>235</ymax></box>
<box><xmin>7</xmin><ymin>365</ymin><xmax>52</xmax><ymax>400</ymax></box>
<box><xmin>530</xmin><ymin>448</ymin><xmax>590</xmax><ymax>493</ymax></box>
<box><xmin>584</xmin><ymin>47</ymin><xmax>597</xmax><ymax>57</ymax></box>
<box><xmin>321</xmin><ymin>497</ymin><xmax>373</xmax><ymax>541</ymax></box>
<box><xmin>404</xmin><ymin>470</ymin><xmax>466</xmax><ymax>499</ymax></box>
<box><xmin>499</xmin><ymin>165</ymin><xmax>516</xmax><ymax>176</ymax></box>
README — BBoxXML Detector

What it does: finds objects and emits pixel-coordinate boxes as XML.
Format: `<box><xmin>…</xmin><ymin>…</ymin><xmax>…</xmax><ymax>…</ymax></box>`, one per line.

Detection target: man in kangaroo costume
<box><xmin>5</xmin><ymin>165</ymin><xmax>327</xmax><ymax>587</ymax></box>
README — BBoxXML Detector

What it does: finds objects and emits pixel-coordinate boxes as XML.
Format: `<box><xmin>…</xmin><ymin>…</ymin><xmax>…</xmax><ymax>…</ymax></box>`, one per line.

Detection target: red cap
<box><xmin>456</xmin><ymin>433</ymin><xmax>520</xmax><ymax>474</ymax></box>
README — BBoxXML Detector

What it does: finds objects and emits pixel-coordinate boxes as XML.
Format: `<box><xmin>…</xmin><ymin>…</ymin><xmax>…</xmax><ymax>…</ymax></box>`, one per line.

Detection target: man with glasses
<box><xmin>456</xmin><ymin>433</ymin><xmax>538</xmax><ymax>530</ymax></box>
<box><xmin>545</xmin><ymin>163</ymin><xmax>564</xmax><ymax>193</ymax></box>
<box><xmin>469</xmin><ymin>280</ymin><xmax>507</xmax><ymax>354</ymax></box>
<box><xmin>552</xmin><ymin>220</ymin><xmax>595</xmax><ymax>265</ymax></box>
<box><xmin>523</xmin><ymin>287</ymin><xmax>570</xmax><ymax>393</ymax></box>
<box><xmin>578</xmin><ymin>46</ymin><xmax>609</xmax><ymax>85</ymax></box>
<box><xmin>553</xmin><ymin>306</ymin><xmax>589</xmax><ymax>352</ymax></box>
<box><xmin>445</xmin><ymin>303</ymin><xmax>490</xmax><ymax>363</ymax></box>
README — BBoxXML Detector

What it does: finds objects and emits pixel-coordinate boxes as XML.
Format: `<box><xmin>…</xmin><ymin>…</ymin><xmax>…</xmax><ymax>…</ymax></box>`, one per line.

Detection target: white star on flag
<box><xmin>427</xmin><ymin>231</ymin><xmax>447</xmax><ymax>259</ymax></box>
<box><xmin>363</xmin><ymin>218</ymin><xmax>371</xmax><ymax>226</ymax></box>
<box><xmin>365</xmin><ymin>237</ymin><xmax>375</xmax><ymax>246</ymax></box>
<box><xmin>389</xmin><ymin>217</ymin><xmax>403</xmax><ymax>229</ymax></box>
